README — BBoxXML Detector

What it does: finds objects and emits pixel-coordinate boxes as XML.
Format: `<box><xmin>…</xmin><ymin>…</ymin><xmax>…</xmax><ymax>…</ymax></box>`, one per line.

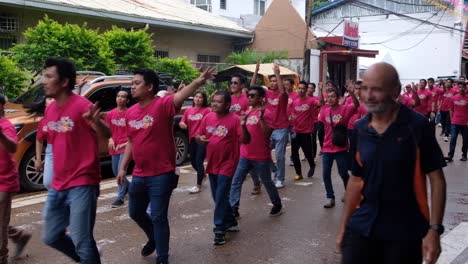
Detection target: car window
<box><xmin>87</xmin><ymin>85</ymin><xmax>133</xmax><ymax>112</ymax></box>
<box><xmin>13</xmin><ymin>84</ymin><xmax>45</xmax><ymax>104</ymax></box>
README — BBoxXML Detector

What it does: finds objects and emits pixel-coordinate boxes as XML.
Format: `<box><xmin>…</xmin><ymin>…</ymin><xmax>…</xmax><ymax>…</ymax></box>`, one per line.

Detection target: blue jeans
<box><xmin>209</xmin><ymin>174</ymin><xmax>237</xmax><ymax>234</ymax></box>
<box><xmin>230</xmin><ymin>158</ymin><xmax>282</xmax><ymax>211</ymax></box>
<box><xmin>42</xmin><ymin>186</ymin><xmax>100</xmax><ymax>264</ymax></box>
<box><xmin>322</xmin><ymin>151</ymin><xmax>349</xmax><ymax>199</ymax></box>
<box><xmin>271</xmin><ymin>128</ymin><xmax>290</xmax><ymax>182</ymax></box>
<box><xmin>128</xmin><ymin>173</ymin><xmax>174</xmax><ymax>263</ymax></box>
<box><xmin>111</xmin><ymin>153</ymin><xmax>129</xmax><ymax>201</ymax></box>
<box><xmin>43</xmin><ymin>144</ymin><xmax>54</xmax><ymax>189</ymax></box>
<box><xmin>448</xmin><ymin>124</ymin><xmax>468</xmax><ymax>158</ymax></box>
<box><xmin>189</xmin><ymin>140</ymin><xmax>206</xmax><ymax>185</ymax></box>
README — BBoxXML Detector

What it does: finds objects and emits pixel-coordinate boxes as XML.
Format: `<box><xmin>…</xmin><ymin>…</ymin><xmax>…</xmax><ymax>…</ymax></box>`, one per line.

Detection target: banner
<box><xmin>343</xmin><ymin>20</ymin><xmax>359</xmax><ymax>49</ymax></box>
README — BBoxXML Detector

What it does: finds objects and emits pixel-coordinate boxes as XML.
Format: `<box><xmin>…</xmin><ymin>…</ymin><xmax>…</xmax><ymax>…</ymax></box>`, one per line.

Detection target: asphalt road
<box><xmin>7</xmin><ymin>130</ymin><xmax>468</xmax><ymax>264</ymax></box>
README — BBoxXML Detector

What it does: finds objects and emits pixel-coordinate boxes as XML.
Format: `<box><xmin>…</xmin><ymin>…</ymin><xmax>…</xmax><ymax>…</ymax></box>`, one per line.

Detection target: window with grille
<box><xmin>0</xmin><ymin>15</ymin><xmax>19</xmax><ymax>33</ymax></box>
<box><xmin>0</xmin><ymin>36</ymin><xmax>16</xmax><ymax>50</ymax></box>
<box><xmin>154</xmin><ymin>50</ymin><xmax>169</xmax><ymax>58</ymax></box>
<box><xmin>197</xmin><ymin>54</ymin><xmax>220</xmax><ymax>63</ymax></box>
<box><xmin>220</xmin><ymin>0</ymin><xmax>227</xmax><ymax>10</ymax></box>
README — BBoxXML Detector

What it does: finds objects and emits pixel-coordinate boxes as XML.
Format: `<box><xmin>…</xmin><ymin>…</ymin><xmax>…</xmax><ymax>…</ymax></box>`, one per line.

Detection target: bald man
<box><xmin>336</xmin><ymin>63</ymin><xmax>447</xmax><ymax>264</ymax></box>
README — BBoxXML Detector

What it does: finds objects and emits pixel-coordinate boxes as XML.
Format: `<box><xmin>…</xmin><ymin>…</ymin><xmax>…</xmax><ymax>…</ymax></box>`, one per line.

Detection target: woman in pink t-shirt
<box><xmin>179</xmin><ymin>90</ymin><xmax>210</xmax><ymax>194</ymax></box>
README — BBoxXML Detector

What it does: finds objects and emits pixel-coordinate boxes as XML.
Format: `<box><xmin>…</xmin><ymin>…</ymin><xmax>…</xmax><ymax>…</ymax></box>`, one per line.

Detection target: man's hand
<box><xmin>196</xmin><ymin>67</ymin><xmax>216</xmax><ymax>86</ymax></box>
<box><xmin>83</xmin><ymin>103</ymin><xmax>102</xmax><ymax>125</ymax></box>
<box><xmin>255</xmin><ymin>61</ymin><xmax>260</xmax><ymax>73</ymax></box>
<box><xmin>115</xmin><ymin>142</ymin><xmax>127</xmax><ymax>151</ymax></box>
<box><xmin>422</xmin><ymin>230</ymin><xmax>441</xmax><ymax>264</ymax></box>
<box><xmin>116</xmin><ymin>168</ymin><xmax>127</xmax><ymax>186</ymax></box>
<box><xmin>108</xmin><ymin>138</ymin><xmax>115</xmax><ymax>151</ymax></box>
<box><xmin>336</xmin><ymin>230</ymin><xmax>345</xmax><ymax>254</ymax></box>
<box><xmin>195</xmin><ymin>135</ymin><xmax>209</xmax><ymax>145</ymax></box>
<box><xmin>177</xmin><ymin>83</ymin><xmax>185</xmax><ymax>92</ymax></box>
<box><xmin>34</xmin><ymin>157</ymin><xmax>43</xmax><ymax>172</ymax></box>
<box><xmin>273</xmin><ymin>63</ymin><xmax>280</xmax><ymax>75</ymax></box>
<box><xmin>179</xmin><ymin>122</ymin><xmax>188</xmax><ymax>130</ymax></box>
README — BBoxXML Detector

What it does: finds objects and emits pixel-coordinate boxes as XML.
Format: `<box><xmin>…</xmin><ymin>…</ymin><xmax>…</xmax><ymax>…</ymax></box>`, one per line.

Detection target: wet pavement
<box><xmin>7</xmin><ymin>130</ymin><xmax>468</xmax><ymax>264</ymax></box>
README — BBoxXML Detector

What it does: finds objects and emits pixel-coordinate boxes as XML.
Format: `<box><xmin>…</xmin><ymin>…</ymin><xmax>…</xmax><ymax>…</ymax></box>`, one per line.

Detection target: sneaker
<box><xmin>275</xmin><ymin>181</ymin><xmax>284</xmax><ymax>189</ymax></box>
<box><xmin>141</xmin><ymin>240</ymin><xmax>155</xmax><ymax>257</ymax></box>
<box><xmin>233</xmin><ymin>209</ymin><xmax>241</xmax><ymax>219</ymax></box>
<box><xmin>323</xmin><ymin>198</ymin><xmax>335</xmax><ymax>208</ymax></box>
<box><xmin>188</xmin><ymin>186</ymin><xmax>201</xmax><ymax>194</ymax></box>
<box><xmin>294</xmin><ymin>175</ymin><xmax>303</xmax><ymax>181</ymax></box>
<box><xmin>251</xmin><ymin>186</ymin><xmax>261</xmax><ymax>195</ymax></box>
<box><xmin>444</xmin><ymin>157</ymin><xmax>453</xmax><ymax>163</ymax></box>
<box><xmin>226</xmin><ymin>224</ymin><xmax>240</xmax><ymax>232</ymax></box>
<box><xmin>444</xmin><ymin>136</ymin><xmax>449</xmax><ymax>142</ymax></box>
<box><xmin>307</xmin><ymin>166</ymin><xmax>315</xmax><ymax>178</ymax></box>
<box><xmin>269</xmin><ymin>205</ymin><xmax>283</xmax><ymax>217</ymax></box>
<box><xmin>111</xmin><ymin>199</ymin><xmax>124</xmax><ymax>208</ymax></box>
<box><xmin>461</xmin><ymin>156</ymin><xmax>467</xmax><ymax>161</ymax></box>
<box><xmin>13</xmin><ymin>232</ymin><xmax>32</xmax><ymax>258</ymax></box>
<box><xmin>214</xmin><ymin>233</ymin><xmax>226</xmax><ymax>246</ymax></box>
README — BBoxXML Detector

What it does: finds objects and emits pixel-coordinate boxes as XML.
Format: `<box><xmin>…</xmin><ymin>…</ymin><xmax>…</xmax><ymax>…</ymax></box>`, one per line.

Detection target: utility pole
<box><xmin>302</xmin><ymin>0</ymin><xmax>314</xmax><ymax>82</ymax></box>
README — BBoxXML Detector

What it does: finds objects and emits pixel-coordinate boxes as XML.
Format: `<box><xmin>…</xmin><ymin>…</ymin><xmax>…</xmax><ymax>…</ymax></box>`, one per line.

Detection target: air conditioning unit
<box><xmin>0</xmin><ymin>16</ymin><xmax>19</xmax><ymax>33</ymax></box>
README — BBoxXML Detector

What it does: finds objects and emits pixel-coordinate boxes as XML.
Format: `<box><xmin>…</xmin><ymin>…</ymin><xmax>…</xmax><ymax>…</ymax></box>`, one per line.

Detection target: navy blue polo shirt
<box><xmin>347</xmin><ymin>104</ymin><xmax>446</xmax><ymax>240</ymax></box>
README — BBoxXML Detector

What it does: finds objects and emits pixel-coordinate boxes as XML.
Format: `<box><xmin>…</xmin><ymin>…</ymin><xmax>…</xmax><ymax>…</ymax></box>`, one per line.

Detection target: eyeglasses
<box><xmin>230</xmin><ymin>81</ymin><xmax>239</xmax><ymax>85</ymax></box>
<box><xmin>247</xmin><ymin>93</ymin><xmax>259</xmax><ymax>98</ymax></box>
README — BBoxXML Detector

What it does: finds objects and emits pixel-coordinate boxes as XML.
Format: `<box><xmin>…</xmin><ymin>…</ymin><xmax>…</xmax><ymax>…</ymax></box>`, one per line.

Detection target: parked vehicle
<box><xmin>6</xmin><ymin>72</ymin><xmax>190</xmax><ymax>191</ymax></box>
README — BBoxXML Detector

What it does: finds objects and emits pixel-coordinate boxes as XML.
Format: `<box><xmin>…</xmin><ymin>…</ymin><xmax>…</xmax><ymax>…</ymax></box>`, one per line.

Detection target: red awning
<box><xmin>318</xmin><ymin>36</ymin><xmax>379</xmax><ymax>58</ymax></box>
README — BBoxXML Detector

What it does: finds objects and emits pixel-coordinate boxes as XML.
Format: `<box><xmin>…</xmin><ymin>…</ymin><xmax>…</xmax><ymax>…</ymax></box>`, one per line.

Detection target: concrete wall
<box><xmin>0</xmin><ymin>5</ymin><xmax>234</xmax><ymax>62</ymax></box>
<box><xmin>313</xmin><ymin>11</ymin><xmax>464</xmax><ymax>84</ymax></box>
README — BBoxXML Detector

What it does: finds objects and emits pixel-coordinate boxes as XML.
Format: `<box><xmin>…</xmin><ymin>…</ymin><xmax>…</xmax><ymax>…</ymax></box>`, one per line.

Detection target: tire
<box><xmin>19</xmin><ymin>147</ymin><xmax>46</xmax><ymax>192</ymax></box>
<box><xmin>174</xmin><ymin>130</ymin><xmax>189</xmax><ymax>166</ymax></box>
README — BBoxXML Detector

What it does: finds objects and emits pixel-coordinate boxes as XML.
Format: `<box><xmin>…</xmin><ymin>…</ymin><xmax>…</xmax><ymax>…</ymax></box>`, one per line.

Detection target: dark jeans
<box><xmin>427</xmin><ymin>114</ymin><xmax>436</xmax><ymax>136</ymax></box>
<box><xmin>341</xmin><ymin>229</ymin><xmax>422</xmax><ymax>264</ymax></box>
<box><xmin>322</xmin><ymin>151</ymin><xmax>349</xmax><ymax>199</ymax></box>
<box><xmin>440</xmin><ymin>111</ymin><xmax>450</xmax><ymax>137</ymax></box>
<box><xmin>448</xmin><ymin>124</ymin><xmax>468</xmax><ymax>158</ymax></box>
<box><xmin>316</xmin><ymin>122</ymin><xmax>324</xmax><ymax>149</ymax></box>
<box><xmin>291</xmin><ymin>132</ymin><xmax>315</xmax><ymax>176</ymax></box>
<box><xmin>189</xmin><ymin>140</ymin><xmax>206</xmax><ymax>185</ymax></box>
<box><xmin>209</xmin><ymin>174</ymin><xmax>237</xmax><ymax>234</ymax></box>
<box><xmin>312</xmin><ymin>124</ymin><xmax>318</xmax><ymax>158</ymax></box>
<box><xmin>128</xmin><ymin>173</ymin><xmax>175</xmax><ymax>263</ymax></box>
<box><xmin>42</xmin><ymin>186</ymin><xmax>100</xmax><ymax>264</ymax></box>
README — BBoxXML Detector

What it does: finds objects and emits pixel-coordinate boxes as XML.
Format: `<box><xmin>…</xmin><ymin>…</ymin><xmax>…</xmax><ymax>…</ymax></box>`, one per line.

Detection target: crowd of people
<box><xmin>0</xmin><ymin>58</ymin><xmax>463</xmax><ymax>264</ymax></box>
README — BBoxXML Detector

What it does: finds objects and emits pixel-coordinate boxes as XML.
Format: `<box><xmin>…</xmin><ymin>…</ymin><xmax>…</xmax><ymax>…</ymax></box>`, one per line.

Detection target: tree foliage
<box><xmin>224</xmin><ymin>49</ymin><xmax>288</xmax><ymax>65</ymax></box>
<box><xmin>0</xmin><ymin>55</ymin><xmax>28</xmax><ymax>99</ymax></box>
<box><xmin>312</xmin><ymin>0</ymin><xmax>329</xmax><ymax>9</ymax></box>
<box><xmin>102</xmin><ymin>26</ymin><xmax>155</xmax><ymax>71</ymax></box>
<box><xmin>11</xmin><ymin>16</ymin><xmax>115</xmax><ymax>75</ymax></box>
<box><xmin>154</xmin><ymin>57</ymin><xmax>200</xmax><ymax>84</ymax></box>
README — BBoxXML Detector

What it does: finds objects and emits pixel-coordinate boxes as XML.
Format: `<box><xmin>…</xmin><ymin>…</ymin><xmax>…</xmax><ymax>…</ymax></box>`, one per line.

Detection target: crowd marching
<box><xmin>1</xmin><ymin>57</ymin><xmax>466</xmax><ymax>263</ymax></box>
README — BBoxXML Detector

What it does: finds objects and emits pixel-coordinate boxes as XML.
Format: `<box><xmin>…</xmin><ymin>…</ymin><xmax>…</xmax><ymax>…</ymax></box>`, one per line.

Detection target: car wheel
<box><xmin>174</xmin><ymin>130</ymin><xmax>188</xmax><ymax>166</ymax></box>
<box><xmin>19</xmin><ymin>147</ymin><xmax>46</xmax><ymax>191</ymax></box>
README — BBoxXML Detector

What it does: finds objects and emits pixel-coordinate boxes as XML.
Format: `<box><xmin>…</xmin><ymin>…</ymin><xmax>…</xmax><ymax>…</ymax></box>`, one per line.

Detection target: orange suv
<box><xmin>6</xmin><ymin>72</ymin><xmax>190</xmax><ymax>191</ymax></box>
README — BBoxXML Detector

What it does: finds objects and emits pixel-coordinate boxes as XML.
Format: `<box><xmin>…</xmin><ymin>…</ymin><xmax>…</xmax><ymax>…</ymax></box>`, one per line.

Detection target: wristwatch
<box><xmin>429</xmin><ymin>224</ymin><xmax>445</xmax><ymax>235</ymax></box>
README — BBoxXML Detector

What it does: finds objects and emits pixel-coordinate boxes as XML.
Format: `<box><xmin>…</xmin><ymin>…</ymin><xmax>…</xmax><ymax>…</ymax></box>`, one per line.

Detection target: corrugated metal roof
<box><xmin>0</xmin><ymin>0</ymin><xmax>252</xmax><ymax>37</ymax></box>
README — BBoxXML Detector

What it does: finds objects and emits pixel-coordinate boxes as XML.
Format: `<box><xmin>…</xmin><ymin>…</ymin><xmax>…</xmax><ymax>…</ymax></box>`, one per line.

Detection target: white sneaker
<box><xmin>275</xmin><ymin>181</ymin><xmax>284</xmax><ymax>189</ymax></box>
<box><xmin>289</xmin><ymin>161</ymin><xmax>294</xmax><ymax>166</ymax></box>
<box><xmin>444</xmin><ymin>136</ymin><xmax>448</xmax><ymax>142</ymax></box>
<box><xmin>188</xmin><ymin>186</ymin><xmax>201</xmax><ymax>194</ymax></box>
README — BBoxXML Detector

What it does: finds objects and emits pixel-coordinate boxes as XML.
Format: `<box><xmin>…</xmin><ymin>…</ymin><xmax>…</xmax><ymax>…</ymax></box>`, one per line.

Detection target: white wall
<box><xmin>313</xmin><ymin>11</ymin><xmax>464</xmax><ymax>84</ymax></box>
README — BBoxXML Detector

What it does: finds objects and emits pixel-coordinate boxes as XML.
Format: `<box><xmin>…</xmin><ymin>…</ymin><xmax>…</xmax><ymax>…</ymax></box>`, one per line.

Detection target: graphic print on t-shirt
<box><xmin>206</xmin><ymin>125</ymin><xmax>229</xmax><ymax>137</ymax></box>
<box><xmin>295</xmin><ymin>104</ymin><xmax>310</xmax><ymax>112</ymax></box>
<box><xmin>246</xmin><ymin>115</ymin><xmax>260</xmax><ymax>125</ymax></box>
<box><xmin>188</xmin><ymin>113</ymin><xmax>204</xmax><ymax>121</ymax></box>
<box><xmin>230</xmin><ymin>104</ymin><xmax>242</xmax><ymax>113</ymax></box>
<box><xmin>47</xmin><ymin>117</ymin><xmax>74</xmax><ymax>132</ymax></box>
<box><xmin>111</xmin><ymin>118</ymin><xmax>126</xmax><ymax>127</ymax></box>
<box><xmin>454</xmin><ymin>99</ymin><xmax>468</xmax><ymax>106</ymax></box>
<box><xmin>129</xmin><ymin>115</ymin><xmax>154</xmax><ymax>129</ymax></box>
<box><xmin>268</xmin><ymin>98</ymin><xmax>279</xmax><ymax>106</ymax></box>
<box><xmin>326</xmin><ymin>114</ymin><xmax>343</xmax><ymax>123</ymax></box>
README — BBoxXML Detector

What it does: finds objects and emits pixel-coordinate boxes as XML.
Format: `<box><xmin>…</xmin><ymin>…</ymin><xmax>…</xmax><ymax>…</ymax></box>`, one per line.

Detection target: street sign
<box><xmin>343</xmin><ymin>20</ymin><xmax>359</xmax><ymax>49</ymax></box>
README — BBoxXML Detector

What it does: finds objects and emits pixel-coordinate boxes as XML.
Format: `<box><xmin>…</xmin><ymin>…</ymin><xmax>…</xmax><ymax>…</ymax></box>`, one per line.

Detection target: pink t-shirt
<box><xmin>230</xmin><ymin>93</ymin><xmax>249</xmax><ymax>116</ymax></box>
<box><xmin>198</xmin><ymin>112</ymin><xmax>241</xmax><ymax>177</ymax></box>
<box><xmin>0</xmin><ymin>118</ymin><xmax>20</xmax><ymax>192</ymax></box>
<box><xmin>400</xmin><ymin>92</ymin><xmax>415</xmax><ymax>108</ymax></box>
<box><xmin>36</xmin><ymin>118</ymin><xmax>48</xmax><ymax>142</ymax></box>
<box><xmin>264</xmin><ymin>89</ymin><xmax>289</xmax><ymax>129</ymax></box>
<box><xmin>347</xmin><ymin>104</ymin><xmax>367</xmax><ymax>130</ymax></box>
<box><xmin>318</xmin><ymin>104</ymin><xmax>356</xmax><ymax>153</ymax></box>
<box><xmin>105</xmin><ymin>108</ymin><xmax>128</xmax><ymax>155</ymax></box>
<box><xmin>240</xmin><ymin>108</ymin><xmax>271</xmax><ymax>161</ymax></box>
<box><xmin>291</xmin><ymin>96</ymin><xmax>320</xmax><ymax>133</ymax></box>
<box><xmin>413</xmin><ymin>89</ymin><xmax>432</xmax><ymax>115</ymax></box>
<box><xmin>449</xmin><ymin>94</ymin><xmax>468</xmax><ymax>125</ymax></box>
<box><xmin>341</xmin><ymin>95</ymin><xmax>353</xmax><ymax>105</ymax></box>
<box><xmin>126</xmin><ymin>95</ymin><xmax>177</xmax><ymax>177</ymax></box>
<box><xmin>440</xmin><ymin>89</ymin><xmax>457</xmax><ymax>112</ymax></box>
<box><xmin>180</xmin><ymin>106</ymin><xmax>211</xmax><ymax>140</ymax></box>
<box><xmin>44</xmin><ymin>95</ymin><xmax>100</xmax><ymax>190</ymax></box>
<box><xmin>427</xmin><ymin>87</ymin><xmax>443</xmax><ymax>112</ymax></box>
<box><xmin>287</xmin><ymin>91</ymin><xmax>299</xmax><ymax>124</ymax></box>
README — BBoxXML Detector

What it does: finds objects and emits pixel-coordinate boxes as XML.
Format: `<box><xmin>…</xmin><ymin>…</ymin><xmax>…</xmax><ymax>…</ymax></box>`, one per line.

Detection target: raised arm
<box><xmin>273</xmin><ymin>64</ymin><xmax>285</xmax><ymax>95</ymax></box>
<box><xmin>174</xmin><ymin>68</ymin><xmax>216</xmax><ymax>109</ymax></box>
<box><xmin>250</xmin><ymin>61</ymin><xmax>260</xmax><ymax>87</ymax></box>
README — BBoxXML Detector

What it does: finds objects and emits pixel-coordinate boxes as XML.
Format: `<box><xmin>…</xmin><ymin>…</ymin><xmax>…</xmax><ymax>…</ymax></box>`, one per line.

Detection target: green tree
<box><xmin>154</xmin><ymin>57</ymin><xmax>200</xmax><ymax>84</ymax></box>
<box><xmin>102</xmin><ymin>26</ymin><xmax>155</xmax><ymax>71</ymax></box>
<box><xmin>0</xmin><ymin>55</ymin><xmax>28</xmax><ymax>99</ymax></box>
<box><xmin>11</xmin><ymin>16</ymin><xmax>115</xmax><ymax>75</ymax></box>
<box><xmin>313</xmin><ymin>0</ymin><xmax>329</xmax><ymax>9</ymax></box>
<box><xmin>224</xmin><ymin>49</ymin><xmax>288</xmax><ymax>65</ymax></box>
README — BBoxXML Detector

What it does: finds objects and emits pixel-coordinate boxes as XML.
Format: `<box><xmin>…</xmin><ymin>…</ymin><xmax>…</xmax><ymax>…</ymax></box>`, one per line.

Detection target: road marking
<box><xmin>437</xmin><ymin>222</ymin><xmax>468</xmax><ymax>264</ymax></box>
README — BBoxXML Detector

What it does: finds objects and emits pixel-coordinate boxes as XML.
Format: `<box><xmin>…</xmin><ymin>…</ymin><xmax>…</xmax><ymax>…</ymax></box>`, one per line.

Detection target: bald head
<box><xmin>362</xmin><ymin>62</ymin><xmax>401</xmax><ymax>98</ymax></box>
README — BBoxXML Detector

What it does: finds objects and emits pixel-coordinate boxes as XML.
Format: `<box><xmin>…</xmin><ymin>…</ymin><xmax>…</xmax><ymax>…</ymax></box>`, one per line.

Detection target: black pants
<box><xmin>316</xmin><ymin>122</ymin><xmax>324</xmax><ymax>150</ymax></box>
<box><xmin>291</xmin><ymin>132</ymin><xmax>315</xmax><ymax>176</ymax></box>
<box><xmin>341</xmin><ymin>229</ymin><xmax>422</xmax><ymax>264</ymax></box>
<box><xmin>311</xmin><ymin>129</ymin><xmax>318</xmax><ymax>159</ymax></box>
<box><xmin>440</xmin><ymin>111</ymin><xmax>451</xmax><ymax>137</ymax></box>
<box><xmin>427</xmin><ymin>113</ymin><xmax>436</xmax><ymax>136</ymax></box>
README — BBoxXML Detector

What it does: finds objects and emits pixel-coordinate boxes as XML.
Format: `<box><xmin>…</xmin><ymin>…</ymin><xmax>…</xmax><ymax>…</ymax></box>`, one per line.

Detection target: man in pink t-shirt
<box><xmin>116</xmin><ymin>68</ymin><xmax>215</xmax><ymax>263</ymax></box>
<box><xmin>229</xmin><ymin>86</ymin><xmax>283</xmax><ymax>222</ymax></box>
<box><xmin>413</xmin><ymin>79</ymin><xmax>434</xmax><ymax>117</ymax></box>
<box><xmin>0</xmin><ymin>94</ymin><xmax>32</xmax><ymax>263</ymax></box>
<box><xmin>195</xmin><ymin>90</ymin><xmax>241</xmax><ymax>246</ymax></box>
<box><xmin>439</xmin><ymin>79</ymin><xmax>456</xmax><ymax>141</ymax></box>
<box><xmin>251</xmin><ymin>63</ymin><xmax>289</xmax><ymax>189</ymax></box>
<box><xmin>445</xmin><ymin>83</ymin><xmax>468</xmax><ymax>162</ymax></box>
<box><xmin>399</xmin><ymin>84</ymin><xmax>420</xmax><ymax>109</ymax></box>
<box><xmin>105</xmin><ymin>89</ymin><xmax>130</xmax><ymax>207</ymax></box>
<box><xmin>41</xmin><ymin>58</ymin><xmax>110</xmax><ymax>263</ymax></box>
<box><xmin>427</xmin><ymin>78</ymin><xmax>443</xmax><ymax>135</ymax></box>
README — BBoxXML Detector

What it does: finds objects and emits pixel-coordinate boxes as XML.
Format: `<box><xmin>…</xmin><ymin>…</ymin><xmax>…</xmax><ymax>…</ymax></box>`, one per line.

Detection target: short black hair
<box><xmin>285</xmin><ymin>78</ymin><xmax>295</xmax><ymax>85</ymax></box>
<box><xmin>327</xmin><ymin>88</ymin><xmax>341</xmax><ymax>98</ymax></box>
<box><xmin>325</xmin><ymin>80</ymin><xmax>336</xmax><ymax>87</ymax></box>
<box><xmin>420</xmin><ymin>79</ymin><xmax>427</xmax><ymax>84</ymax></box>
<box><xmin>447</xmin><ymin>78</ymin><xmax>454</xmax><ymax>83</ymax></box>
<box><xmin>193</xmin><ymin>90</ymin><xmax>209</xmax><ymax>107</ymax></box>
<box><xmin>44</xmin><ymin>57</ymin><xmax>77</xmax><ymax>90</ymax></box>
<box><xmin>428</xmin><ymin>77</ymin><xmax>435</xmax><ymax>82</ymax></box>
<box><xmin>298</xmin><ymin>81</ymin><xmax>308</xmax><ymax>87</ymax></box>
<box><xmin>133</xmin><ymin>68</ymin><xmax>160</xmax><ymax>94</ymax></box>
<box><xmin>0</xmin><ymin>93</ymin><xmax>5</xmax><ymax>105</ymax></box>
<box><xmin>231</xmin><ymin>73</ymin><xmax>246</xmax><ymax>85</ymax></box>
<box><xmin>213</xmin><ymin>90</ymin><xmax>231</xmax><ymax>105</ymax></box>
<box><xmin>458</xmin><ymin>82</ymin><xmax>466</xmax><ymax>87</ymax></box>
<box><xmin>309</xmin><ymin>82</ymin><xmax>316</xmax><ymax>89</ymax></box>
<box><xmin>247</xmin><ymin>86</ymin><xmax>266</xmax><ymax>97</ymax></box>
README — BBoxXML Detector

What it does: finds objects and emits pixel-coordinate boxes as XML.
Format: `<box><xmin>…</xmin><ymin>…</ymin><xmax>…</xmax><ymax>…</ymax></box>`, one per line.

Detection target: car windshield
<box><xmin>13</xmin><ymin>83</ymin><xmax>45</xmax><ymax>105</ymax></box>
